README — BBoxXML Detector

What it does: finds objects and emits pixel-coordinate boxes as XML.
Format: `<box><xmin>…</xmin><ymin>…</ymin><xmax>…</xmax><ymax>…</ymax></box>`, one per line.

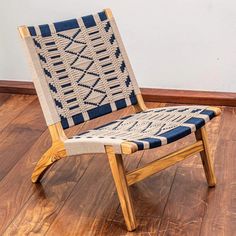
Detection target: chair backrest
<box><xmin>19</xmin><ymin>9</ymin><xmax>141</xmax><ymax>129</ymax></box>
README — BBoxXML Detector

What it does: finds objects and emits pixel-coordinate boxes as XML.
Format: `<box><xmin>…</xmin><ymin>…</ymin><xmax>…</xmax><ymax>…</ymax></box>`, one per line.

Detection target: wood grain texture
<box><xmin>121</xmin><ymin>141</ymin><xmax>139</xmax><ymax>154</ymax></box>
<box><xmin>157</xmin><ymin>165</ymin><xmax>211</xmax><ymax>236</ymax></box>
<box><xmin>0</xmin><ymin>121</ymin><xmax>83</xmax><ymax>234</ymax></box>
<box><xmin>0</xmin><ymin>94</ymin><xmax>35</xmax><ymax>131</ymax></box>
<box><xmin>133</xmin><ymin>93</ymin><xmax>148</xmax><ymax>112</ymax></box>
<box><xmin>0</xmin><ymin>94</ymin><xmax>234</xmax><ymax>236</ymax></box>
<box><xmin>106</xmin><ymin>146</ymin><xmax>136</xmax><ymax>231</ymax></box>
<box><xmin>0</xmin><ymin>98</ymin><xmax>47</xmax><ymax>181</ymax></box>
<box><xmin>31</xmin><ymin>140</ymin><xmax>67</xmax><ymax>183</ymax></box>
<box><xmin>195</xmin><ymin>127</ymin><xmax>216</xmax><ymax>187</ymax></box>
<box><xmin>31</xmin><ymin>123</ymin><xmax>67</xmax><ymax>183</ymax></box>
<box><xmin>0</xmin><ymin>129</ymin><xmax>54</xmax><ymax>234</ymax></box>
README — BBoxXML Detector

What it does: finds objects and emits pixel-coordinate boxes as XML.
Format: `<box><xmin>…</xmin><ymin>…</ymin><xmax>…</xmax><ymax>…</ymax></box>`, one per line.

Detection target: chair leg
<box><xmin>195</xmin><ymin>126</ymin><xmax>216</xmax><ymax>187</ymax></box>
<box><xmin>31</xmin><ymin>142</ymin><xmax>67</xmax><ymax>183</ymax></box>
<box><xmin>105</xmin><ymin>146</ymin><xmax>137</xmax><ymax>231</ymax></box>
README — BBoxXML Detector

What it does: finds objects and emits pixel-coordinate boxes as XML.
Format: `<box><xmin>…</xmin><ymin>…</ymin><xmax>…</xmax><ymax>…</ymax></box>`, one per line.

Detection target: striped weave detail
<box><xmin>28</xmin><ymin>11</ymin><xmax>139</xmax><ymax>129</ymax></box>
<box><xmin>65</xmin><ymin>106</ymin><xmax>217</xmax><ymax>154</ymax></box>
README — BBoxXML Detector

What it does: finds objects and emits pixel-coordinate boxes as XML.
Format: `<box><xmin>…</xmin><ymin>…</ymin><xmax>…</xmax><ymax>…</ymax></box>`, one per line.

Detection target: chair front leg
<box><xmin>195</xmin><ymin>126</ymin><xmax>216</xmax><ymax>187</ymax></box>
<box><xmin>105</xmin><ymin>146</ymin><xmax>137</xmax><ymax>231</ymax></box>
<box><xmin>31</xmin><ymin>141</ymin><xmax>67</xmax><ymax>183</ymax></box>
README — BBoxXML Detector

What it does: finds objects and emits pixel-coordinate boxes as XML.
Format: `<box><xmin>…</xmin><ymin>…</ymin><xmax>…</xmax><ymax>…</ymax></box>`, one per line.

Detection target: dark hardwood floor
<box><xmin>0</xmin><ymin>93</ymin><xmax>235</xmax><ymax>236</ymax></box>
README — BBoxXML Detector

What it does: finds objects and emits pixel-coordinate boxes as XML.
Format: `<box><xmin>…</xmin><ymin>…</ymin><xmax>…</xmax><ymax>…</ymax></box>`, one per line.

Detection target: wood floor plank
<box><xmin>3</xmin><ymin>106</ymin><xmax>137</xmax><ymax>236</ymax></box>
<box><xmin>0</xmin><ymin>98</ymin><xmax>47</xmax><ymax>181</ymax></box>
<box><xmin>0</xmin><ymin>94</ymin><xmax>36</xmax><ymax>132</ymax></box>
<box><xmin>157</xmin><ymin>165</ymin><xmax>210</xmax><ymax>236</ymax></box>
<box><xmin>0</xmin><ymin>121</ymin><xmax>84</xmax><ymax>235</ymax></box>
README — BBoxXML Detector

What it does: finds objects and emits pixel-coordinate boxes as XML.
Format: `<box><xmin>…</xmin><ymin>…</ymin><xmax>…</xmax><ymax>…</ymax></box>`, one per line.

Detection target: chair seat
<box><xmin>65</xmin><ymin>105</ymin><xmax>220</xmax><ymax>155</ymax></box>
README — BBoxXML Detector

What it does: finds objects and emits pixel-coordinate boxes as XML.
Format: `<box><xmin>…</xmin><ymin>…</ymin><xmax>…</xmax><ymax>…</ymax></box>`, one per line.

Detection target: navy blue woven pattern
<box><xmin>28</xmin><ymin>11</ymin><xmax>138</xmax><ymax>129</ymax></box>
<box><xmin>70</xmin><ymin>106</ymin><xmax>217</xmax><ymax>151</ymax></box>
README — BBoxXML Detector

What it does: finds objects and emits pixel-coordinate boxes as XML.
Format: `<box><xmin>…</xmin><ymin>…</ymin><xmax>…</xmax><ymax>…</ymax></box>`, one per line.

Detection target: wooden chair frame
<box><xmin>18</xmin><ymin>9</ymin><xmax>219</xmax><ymax>231</ymax></box>
<box><xmin>31</xmin><ymin>94</ymin><xmax>218</xmax><ymax>231</ymax></box>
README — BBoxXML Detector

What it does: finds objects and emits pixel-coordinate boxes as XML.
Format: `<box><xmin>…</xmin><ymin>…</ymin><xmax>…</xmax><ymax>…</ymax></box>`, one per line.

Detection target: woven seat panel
<box><xmin>65</xmin><ymin>105</ymin><xmax>217</xmax><ymax>155</ymax></box>
<box><xmin>27</xmin><ymin>11</ymin><xmax>140</xmax><ymax>129</ymax></box>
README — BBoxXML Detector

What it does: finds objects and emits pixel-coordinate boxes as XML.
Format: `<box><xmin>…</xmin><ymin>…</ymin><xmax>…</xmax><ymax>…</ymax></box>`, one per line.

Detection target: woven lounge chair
<box><xmin>18</xmin><ymin>9</ymin><xmax>221</xmax><ymax>231</ymax></box>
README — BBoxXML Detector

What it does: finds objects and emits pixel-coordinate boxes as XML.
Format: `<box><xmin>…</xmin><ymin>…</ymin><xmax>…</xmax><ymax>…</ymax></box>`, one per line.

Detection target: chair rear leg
<box><xmin>195</xmin><ymin>126</ymin><xmax>216</xmax><ymax>187</ymax></box>
<box><xmin>105</xmin><ymin>146</ymin><xmax>137</xmax><ymax>231</ymax></box>
<box><xmin>31</xmin><ymin>142</ymin><xmax>67</xmax><ymax>183</ymax></box>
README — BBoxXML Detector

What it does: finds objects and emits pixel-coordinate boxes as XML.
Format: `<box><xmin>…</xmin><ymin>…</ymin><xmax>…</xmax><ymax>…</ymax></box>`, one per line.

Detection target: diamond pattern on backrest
<box><xmin>26</xmin><ymin>11</ymin><xmax>140</xmax><ymax>129</ymax></box>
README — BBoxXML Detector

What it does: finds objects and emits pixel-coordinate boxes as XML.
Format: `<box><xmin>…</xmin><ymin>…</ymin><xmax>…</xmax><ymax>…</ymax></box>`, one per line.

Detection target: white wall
<box><xmin>1</xmin><ymin>0</ymin><xmax>236</xmax><ymax>92</ymax></box>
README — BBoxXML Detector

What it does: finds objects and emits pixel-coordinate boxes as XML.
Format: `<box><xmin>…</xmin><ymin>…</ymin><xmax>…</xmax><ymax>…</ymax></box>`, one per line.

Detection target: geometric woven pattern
<box><xmin>65</xmin><ymin>105</ymin><xmax>218</xmax><ymax>155</ymax></box>
<box><xmin>27</xmin><ymin>11</ymin><xmax>140</xmax><ymax>129</ymax></box>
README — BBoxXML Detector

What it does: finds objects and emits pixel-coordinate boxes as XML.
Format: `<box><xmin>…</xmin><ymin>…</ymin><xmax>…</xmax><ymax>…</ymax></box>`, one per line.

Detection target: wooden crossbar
<box><xmin>126</xmin><ymin>140</ymin><xmax>204</xmax><ymax>186</ymax></box>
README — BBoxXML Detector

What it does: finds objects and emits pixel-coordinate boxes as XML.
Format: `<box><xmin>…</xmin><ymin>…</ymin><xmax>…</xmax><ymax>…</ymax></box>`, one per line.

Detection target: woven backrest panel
<box><xmin>24</xmin><ymin>11</ymin><xmax>140</xmax><ymax>129</ymax></box>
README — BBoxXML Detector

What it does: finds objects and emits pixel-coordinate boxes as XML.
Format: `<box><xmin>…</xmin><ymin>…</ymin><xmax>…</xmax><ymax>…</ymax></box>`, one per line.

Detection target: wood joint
<box><xmin>208</xmin><ymin>106</ymin><xmax>221</xmax><ymax>116</ymax></box>
<box><xmin>133</xmin><ymin>94</ymin><xmax>148</xmax><ymax>112</ymax></box>
<box><xmin>121</xmin><ymin>141</ymin><xmax>138</xmax><ymax>154</ymax></box>
<box><xmin>31</xmin><ymin>123</ymin><xmax>68</xmax><ymax>183</ymax></box>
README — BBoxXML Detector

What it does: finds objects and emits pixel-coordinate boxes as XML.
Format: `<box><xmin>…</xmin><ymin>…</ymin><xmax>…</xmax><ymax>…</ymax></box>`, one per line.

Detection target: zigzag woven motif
<box><xmin>28</xmin><ymin>12</ymin><xmax>139</xmax><ymax>129</ymax></box>
<box><xmin>65</xmin><ymin>105</ymin><xmax>217</xmax><ymax>154</ymax></box>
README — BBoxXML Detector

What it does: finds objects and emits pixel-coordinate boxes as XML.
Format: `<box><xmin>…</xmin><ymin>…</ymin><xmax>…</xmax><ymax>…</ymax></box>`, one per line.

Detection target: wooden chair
<box><xmin>18</xmin><ymin>8</ymin><xmax>221</xmax><ymax>231</ymax></box>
